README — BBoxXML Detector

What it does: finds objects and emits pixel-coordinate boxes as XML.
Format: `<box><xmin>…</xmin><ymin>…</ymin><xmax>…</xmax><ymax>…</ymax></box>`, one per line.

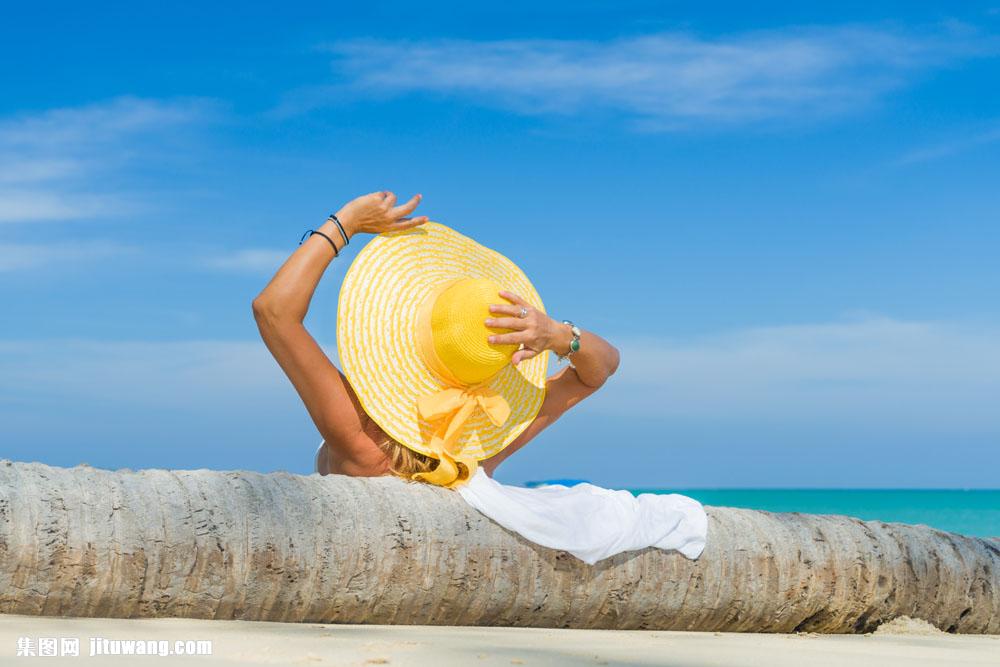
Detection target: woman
<box><xmin>251</xmin><ymin>190</ymin><xmax>621</xmax><ymax>482</ymax></box>
<box><xmin>253</xmin><ymin>190</ymin><xmax>707</xmax><ymax>564</ymax></box>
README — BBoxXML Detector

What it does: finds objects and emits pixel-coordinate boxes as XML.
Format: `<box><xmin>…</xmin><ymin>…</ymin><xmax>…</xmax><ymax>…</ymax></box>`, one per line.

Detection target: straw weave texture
<box><xmin>337</xmin><ymin>222</ymin><xmax>548</xmax><ymax>460</ymax></box>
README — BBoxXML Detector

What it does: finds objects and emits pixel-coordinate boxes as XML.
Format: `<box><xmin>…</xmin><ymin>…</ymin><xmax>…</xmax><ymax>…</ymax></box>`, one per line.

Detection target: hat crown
<box><xmin>423</xmin><ymin>277</ymin><xmax>518</xmax><ymax>386</ymax></box>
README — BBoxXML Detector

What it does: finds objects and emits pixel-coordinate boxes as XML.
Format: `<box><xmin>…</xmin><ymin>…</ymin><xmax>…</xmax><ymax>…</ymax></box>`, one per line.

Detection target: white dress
<box><xmin>315</xmin><ymin>440</ymin><xmax>709</xmax><ymax>565</ymax></box>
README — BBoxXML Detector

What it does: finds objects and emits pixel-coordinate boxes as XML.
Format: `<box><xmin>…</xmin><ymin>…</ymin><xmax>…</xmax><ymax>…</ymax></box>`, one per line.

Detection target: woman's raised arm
<box><xmin>251</xmin><ymin>191</ymin><xmax>427</xmax><ymax>470</ymax></box>
<box><xmin>252</xmin><ymin>191</ymin><xmax>426</xmax><ymax>322</ymax></box>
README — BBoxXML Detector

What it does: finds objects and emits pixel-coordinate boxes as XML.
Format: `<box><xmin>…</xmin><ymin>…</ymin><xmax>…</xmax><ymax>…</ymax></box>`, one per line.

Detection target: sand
<box><xmin>1</xmin><ymin>613</ymin><xmax>997</xmax><ymax>666</ymax></box>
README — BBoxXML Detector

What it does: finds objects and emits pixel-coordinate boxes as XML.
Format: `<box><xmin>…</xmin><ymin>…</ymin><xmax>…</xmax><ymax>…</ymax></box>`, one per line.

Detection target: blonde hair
<box><xmin>376</xmin><ymin>436</ymin><xmax>470</xmax><ymax>483</ymax></box>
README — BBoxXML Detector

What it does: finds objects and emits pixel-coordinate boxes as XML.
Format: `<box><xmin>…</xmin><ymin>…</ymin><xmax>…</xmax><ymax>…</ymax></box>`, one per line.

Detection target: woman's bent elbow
<box><xmin>252</xmin><ymin>296</ymin><xmax>286</xmax><ymax>328</ymax></box>
<box><xmin>251</xmin><ymin>296</ymin><xmax>271</xmax><ymax>319</ymax></box>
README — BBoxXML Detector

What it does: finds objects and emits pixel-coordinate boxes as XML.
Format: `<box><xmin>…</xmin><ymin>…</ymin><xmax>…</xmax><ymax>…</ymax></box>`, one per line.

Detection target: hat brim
<box><xmin>336</xmin><ymin>221</ymin><xmax>549</xmax><ymax>461</ymax></box>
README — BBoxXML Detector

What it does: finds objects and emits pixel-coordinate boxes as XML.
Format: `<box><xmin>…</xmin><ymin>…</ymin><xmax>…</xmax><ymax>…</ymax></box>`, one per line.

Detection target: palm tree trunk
<box><xmin>0</xmin><ymin>459</ymin><xmax>996</xmax><ymax>632</ymax></box>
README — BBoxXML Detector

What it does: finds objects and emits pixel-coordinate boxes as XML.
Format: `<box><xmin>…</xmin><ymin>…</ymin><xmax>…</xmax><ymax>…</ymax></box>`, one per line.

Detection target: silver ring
<box><xmin>518</xmin><ymin>306</ymin><xmax>528</xmax><ymax>318</ymax></box>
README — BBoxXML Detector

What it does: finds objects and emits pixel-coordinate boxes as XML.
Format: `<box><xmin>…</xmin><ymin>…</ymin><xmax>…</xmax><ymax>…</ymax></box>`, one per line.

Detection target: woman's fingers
<box><xmin>485</xmin><ymin>316</ymin><xmax>527</xmax><ymax>330</ymax></box>
<box><xmin>487</xmin><ymin>331</ymin><xmax>530</xmax><ymax>345</ymax></box>
<box><xmin>512</xmin><ymin>348</ymin><xmax>539</xmax><ymax>366</ymax></box>
<box><xmin>488</xmin><ymin>303</ymin><xmax>531</xmax><ymax>317</ymax></box>
<box><xmin>499</xmin><ymin>290</ymin><xmax>529</xmax><ymax>306</ymax></box>
<box><xmin>395</xmin><ymin>215</ymin><xmax>429</xmax><ymax>228</ymax></box>
<box><xmin>391</xmin><ymin>193</ymin><xmax>422</xmax><ymax>219</ymax></box>
<box><xmin>382</xmin><ymin>191</ymin><xmax>398</xmax><ymax>209</ymax></box>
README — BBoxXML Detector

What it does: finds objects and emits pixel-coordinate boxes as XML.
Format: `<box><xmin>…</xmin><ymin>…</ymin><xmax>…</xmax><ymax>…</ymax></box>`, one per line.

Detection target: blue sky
<box><xmin>2</xmin><ymin>1</ymin><xmax>999</xmax><ymax>487</ymax></box>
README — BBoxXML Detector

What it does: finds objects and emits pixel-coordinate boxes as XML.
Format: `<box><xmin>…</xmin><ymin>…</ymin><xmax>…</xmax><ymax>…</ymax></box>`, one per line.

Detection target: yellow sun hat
<box><xmin>336</xmin><ymin>221</ymin><xmax>549</xmax><ymax>490</ymax></box>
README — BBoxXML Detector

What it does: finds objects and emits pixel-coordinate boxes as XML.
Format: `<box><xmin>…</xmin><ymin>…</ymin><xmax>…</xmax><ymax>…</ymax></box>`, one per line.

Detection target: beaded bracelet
<box><xmin>299</xmin><ymin>229</ymin><xmax>339</xmax><ymax>257</ymax></box>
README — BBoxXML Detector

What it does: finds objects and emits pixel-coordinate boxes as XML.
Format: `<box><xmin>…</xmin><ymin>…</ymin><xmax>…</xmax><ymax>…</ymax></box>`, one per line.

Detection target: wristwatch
<box><xmin>556</xmin><ymin>320</ymin><xmax>581</xmax><ymax>365</ymax></box>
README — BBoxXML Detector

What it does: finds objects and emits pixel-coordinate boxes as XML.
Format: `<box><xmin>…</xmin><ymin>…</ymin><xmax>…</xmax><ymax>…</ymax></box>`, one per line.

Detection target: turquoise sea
<box><xmin>526</xmin><ymin>482</ymin><xmax>1000</xmax><ymax>538</ymax></box>
<box><xmin>646</xmin><ymin>489</ymin><xmax>1000</xmax><ymax>538</ymax></box>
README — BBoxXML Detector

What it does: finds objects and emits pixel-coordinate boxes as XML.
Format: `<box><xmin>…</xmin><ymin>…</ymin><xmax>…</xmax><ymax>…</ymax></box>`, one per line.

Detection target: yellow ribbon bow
<box><xmin>413</xmin><ymin>382</ymin><xmax>511</xmax><ymax>489</ymax></box>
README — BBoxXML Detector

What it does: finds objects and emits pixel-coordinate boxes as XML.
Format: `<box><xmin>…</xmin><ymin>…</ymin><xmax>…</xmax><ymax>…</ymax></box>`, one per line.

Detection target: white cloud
<box><xmin>313</xmin><ymin>23</ymin><xmax>994</xmax><ymax>128</ymax></box>
<box><xmin>0</xmin><ymin>159</ymin><xmax>80</xmax><ymax>184</ymax></box>
<box><xmin>0</xmin><ymin>96</ymin><xmax>209</xmax><ymax>148</ymax></box>
<box><xmin>0</xmin><ymin>96</ymin><xmax>215</xmax><ymax>224</ymax></box>
<box><xmin>0</xmin><ymin>240</ymin><xmax>138</xmax><ymax>272</ymax></box>
<box><xmin>3</xmin><ymin>316</ymin><xmax>999</xmax><ymax>442</ymax></box>
<box><xmin>0</xmin><ymin>339</ymin><xmax>289</xmax><ymax>408</ymax></box>
<box><xmin>201</xmin><ymin>248</ymin><xmax>290</xmax><ymax>273</ymax></box>
<box><xmin>894</xmin><ymin>124</ymin><xmax>1000</xmax><ymax>164</ymax></box>
<box><xmin>592</xmin><ymin>315</ymin><xmax>1000</xmax><ymax>433</ymax></box>
<box><xmin>0</xmin><ymin>191</ymin><xmax>132</xmax><ymax>223</ymax></box>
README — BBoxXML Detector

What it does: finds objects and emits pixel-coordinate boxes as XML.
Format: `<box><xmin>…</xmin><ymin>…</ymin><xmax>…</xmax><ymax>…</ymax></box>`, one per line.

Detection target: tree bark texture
<box><xmin>0</xmin><ymin>460</ymin><xmax>996</xmax><ymax>633</ymax></box>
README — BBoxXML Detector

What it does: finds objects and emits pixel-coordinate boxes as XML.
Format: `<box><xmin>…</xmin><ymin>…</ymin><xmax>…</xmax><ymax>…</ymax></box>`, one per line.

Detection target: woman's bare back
<box><xmin>316</xmin><ymin>373</ymin><xmax>392</xmax><ymax>476</ymax></box>
<box><xmin>316</xmin><ymin>416</ymin><xmax>391</xmax><ymax>476</ymax></box>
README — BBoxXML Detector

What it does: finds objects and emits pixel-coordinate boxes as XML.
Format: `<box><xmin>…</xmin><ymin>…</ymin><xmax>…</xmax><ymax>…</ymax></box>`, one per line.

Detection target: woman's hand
<box><xmin>485</xmin><ymin>290</ymin><xmax>563</xmax><ymax>366</ymax></box>
<box><xmin>336</xmin><ymin>191</ymin><xmax>429</xmax><ymax>236</ymax></box>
